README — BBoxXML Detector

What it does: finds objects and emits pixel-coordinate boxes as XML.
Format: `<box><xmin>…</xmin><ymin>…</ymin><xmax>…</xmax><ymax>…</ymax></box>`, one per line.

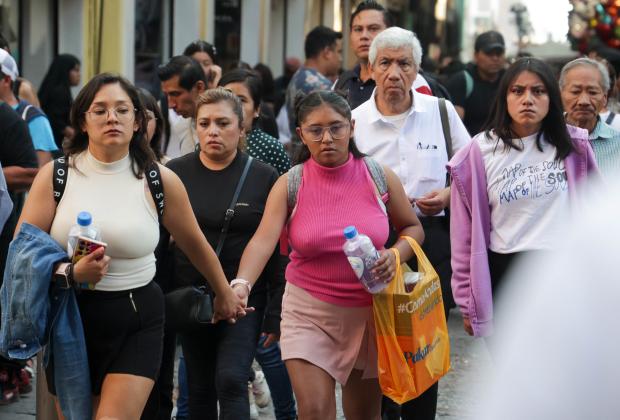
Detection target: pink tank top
<box><xmin>286</xmin><ymin>153</ymin><xmax>389</xmax><ymax>307</ymax></box>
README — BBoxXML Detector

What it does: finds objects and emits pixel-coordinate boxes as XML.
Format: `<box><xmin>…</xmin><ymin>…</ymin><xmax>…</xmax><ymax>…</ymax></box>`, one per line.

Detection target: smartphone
<box><xmin>72</xmin><ymin>236</ymin><xmax>107</xmax><ymax>264</ymax></box>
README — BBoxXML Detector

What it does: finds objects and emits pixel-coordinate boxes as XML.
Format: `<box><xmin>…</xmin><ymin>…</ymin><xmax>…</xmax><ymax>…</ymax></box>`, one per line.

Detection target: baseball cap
<box><xmin>0</xmin><ymin>49</ymin><xmax>18</xmax><ymax>81</ymax></box>
<box><xmin>474</xmin><ymin>31</ymin><xmax>505</xmax><ymax>54</ymax></box>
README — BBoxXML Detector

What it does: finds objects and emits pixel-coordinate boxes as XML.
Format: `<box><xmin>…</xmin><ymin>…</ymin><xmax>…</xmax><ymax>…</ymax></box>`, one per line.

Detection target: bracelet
<box><xmin>230</xmin><ymin>278</ymin><xmax>252</xmax><ymax>294</ymax></box>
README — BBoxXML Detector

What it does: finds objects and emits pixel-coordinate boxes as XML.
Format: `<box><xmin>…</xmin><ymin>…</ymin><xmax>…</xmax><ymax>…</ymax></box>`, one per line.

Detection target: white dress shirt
<box><xmin>352</xmin><ymin>89</ymin><xmax>471</xmax><ymax>201</ymax></box>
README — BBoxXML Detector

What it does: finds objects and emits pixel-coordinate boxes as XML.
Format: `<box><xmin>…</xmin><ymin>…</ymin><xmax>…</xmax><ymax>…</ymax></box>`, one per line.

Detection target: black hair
<box><xmin>183</xmin><ymin>40</ymin><xmax>217</xmax><ymax>64</ymax></box>
<box><xmin>39</xmin><ymin>54</ymin><xmax>81</xmax><ymax>109</ymax></box>
<box><xmin>349</xmin><ymin>0</ymin><xmax>393</xmax><ymax>29</ymax></box>
<box><xmin>253</xmin><ymin>63</ymin><xmax>275</xmax><ymax>101</ymax></box>
<box><xmin>293</xmin><ymin>90</ymin><xmax>364</xmax><ymax>164</ymax></box>
<box><xmin>138</xmin><ymin>88</ymin><xmax>165</xmax><ymax>162</ymax></box>
<box><xmin>483</xmin><ymin>57</ymin><xmax>573</xmax><ymax>161</ymax></box>
<box><xmin>157</xmin><ymin>55</ymin><xmax>206</xmax><ymax>91</ymax></box>
<box><xmin>219</xmin><ymin>68</ymin><xmax>263</xmax><ymax>111</ymax></box>
<box><xmin>304</xmin><ymin>26</ymin><xmax>343</xmax><ymax>60</ymax></box>
<box><xmin>67</xmin><ymin>73</ymin><xmax>153</xmax><ymax>178</ymax></box>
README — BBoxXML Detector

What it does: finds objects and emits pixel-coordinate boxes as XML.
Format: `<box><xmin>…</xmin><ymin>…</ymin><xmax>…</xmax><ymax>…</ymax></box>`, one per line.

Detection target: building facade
<box><xmin>2</xmin><ymin>0</ymin><xmax>463</xmax><ymax>96</ymax></box>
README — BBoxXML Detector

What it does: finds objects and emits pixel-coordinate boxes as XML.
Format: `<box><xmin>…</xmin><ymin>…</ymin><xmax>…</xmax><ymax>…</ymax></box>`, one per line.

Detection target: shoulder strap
<box><xmin>606</xmin><ymin>112</ymin><xmax>616</xmax><ymax>125</ymax></box>
<box><xmin>145</xmin><ymin>162</ymin><xmax>165</xmax><ymax>223</ymax></box>
<box><xmin>20</xmin><ymin>104</ymin><xmax>33</xmax><ymax>121</ymax></box>
<box><xmin>438</xmin><ymin>99</ymin><xmax>454</xmax><ymax>160</ymax></box>
<box><xmin>362</xmin><ymin>157</ymin><xmax>388</xmax><ymax>196</ymax></box>
<box><xmin>215</xmin><ymin>156</ymin><xmax>253</xmax><ymax>256</ymax></box>
<box><xmin>464</xmin><ymin>70</ymin><xmax>474</xmax><ymax>100</ymax></box>
<box><xmin>53</xmin><ymin>156</ymin><xmax>69</xmax><ymax>204</ymax></box>
<box><xmin>438</xmin><ymin>99</ymin><xmax>453</xmax><ymax>187</ymax></box>
<box><xmin>286</xmin><ymin>163</ymin><xmax>304</xmax><ymax>211</ymax></box>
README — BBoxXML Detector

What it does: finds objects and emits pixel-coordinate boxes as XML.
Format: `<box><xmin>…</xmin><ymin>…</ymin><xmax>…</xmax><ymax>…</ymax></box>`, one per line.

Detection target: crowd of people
<box><xmin>0</xmin><ymin>0</ymin><xmax>618</xmax><ymax>419</ymax></box>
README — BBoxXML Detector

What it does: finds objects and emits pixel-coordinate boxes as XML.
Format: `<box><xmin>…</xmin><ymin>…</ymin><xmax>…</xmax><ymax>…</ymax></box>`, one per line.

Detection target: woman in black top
<box><xmin>166</xmin><ymin>88</ymin><xmax>283</xmax><ymax>419</ymax></box>
<box><xmin>38</xmin><ymin>54</ymin><xmax>81</xmax><ymax>150</ymax></box>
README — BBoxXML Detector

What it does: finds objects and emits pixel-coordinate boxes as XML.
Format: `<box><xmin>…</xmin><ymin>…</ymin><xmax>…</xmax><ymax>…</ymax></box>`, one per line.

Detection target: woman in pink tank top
<box><xmin>232</xmin><ymin>91</ymin><xmax>424</xmax><ymax>419</ymax></box>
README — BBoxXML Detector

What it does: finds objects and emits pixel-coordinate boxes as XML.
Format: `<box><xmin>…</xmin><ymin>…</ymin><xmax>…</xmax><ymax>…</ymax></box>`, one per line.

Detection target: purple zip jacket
<box><xmin>447</xmin><ymin>125</ymin><xmax>600</xmax><ymax>337</ymax></box>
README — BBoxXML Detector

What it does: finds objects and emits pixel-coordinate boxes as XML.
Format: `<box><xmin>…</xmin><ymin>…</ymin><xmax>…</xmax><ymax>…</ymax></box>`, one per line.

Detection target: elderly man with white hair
<box><xmin>560</xmin><ymin>57</ymin><xmax>620</xmax><ymax>176</ymax></box>
<box><xmin>352</xmin><ymin>27</ymin><xmax>471</xmax><ymax>420</ymax></box>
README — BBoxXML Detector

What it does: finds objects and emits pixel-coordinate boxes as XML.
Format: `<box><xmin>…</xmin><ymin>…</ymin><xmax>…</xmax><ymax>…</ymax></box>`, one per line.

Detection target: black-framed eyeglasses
<box><xmin>301</xmin><ymin>123</ymin><xmax>350</xmax><ymax>142</ymax></box>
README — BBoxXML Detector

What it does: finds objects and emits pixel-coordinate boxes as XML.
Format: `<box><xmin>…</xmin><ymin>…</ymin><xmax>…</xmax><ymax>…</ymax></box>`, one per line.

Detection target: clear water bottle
<box><xmin>67</xmin><ymin>211</ymin><xmax>101</xmax><ymax>257</ymax></box>
<box><xmin>343</xmin><ymin>225</ymin><xmax>387</xmax><ymax>294</ymax></box>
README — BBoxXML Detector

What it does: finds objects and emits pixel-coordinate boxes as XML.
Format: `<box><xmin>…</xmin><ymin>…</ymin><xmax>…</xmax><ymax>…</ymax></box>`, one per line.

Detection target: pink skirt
<box><xmin>280</xmin><ymin>282</ymin><xmax>378</xmax><ymax>385</ymax></box>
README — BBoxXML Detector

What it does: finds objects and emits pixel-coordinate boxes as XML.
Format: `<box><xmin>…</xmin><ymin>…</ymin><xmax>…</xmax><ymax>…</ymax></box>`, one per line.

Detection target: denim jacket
<box><xmin>0</xmin><ymin>222</ymin><xmax>91</xmax><ymax>419</ymax></box>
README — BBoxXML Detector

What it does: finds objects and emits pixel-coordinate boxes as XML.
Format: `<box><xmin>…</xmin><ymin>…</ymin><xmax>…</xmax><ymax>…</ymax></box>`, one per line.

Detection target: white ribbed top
<box><xmin>50</xmin><ymin>150</ymin><xmax>159</xmax><ymax>291</ymax></box>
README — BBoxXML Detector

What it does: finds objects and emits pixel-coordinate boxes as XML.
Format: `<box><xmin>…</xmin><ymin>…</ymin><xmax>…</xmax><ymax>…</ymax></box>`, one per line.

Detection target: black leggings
<box><xmin>180</xmin><ymin>309</ymin><xmax>263</xmax><ymax>420</ymax></box>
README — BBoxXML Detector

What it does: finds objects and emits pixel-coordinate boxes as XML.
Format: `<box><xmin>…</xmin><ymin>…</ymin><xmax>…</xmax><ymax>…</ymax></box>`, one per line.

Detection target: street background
<box><xmin>0</xmin><ymin>310</ymin><xmax>493</xmax><ymax>420</ymax></box>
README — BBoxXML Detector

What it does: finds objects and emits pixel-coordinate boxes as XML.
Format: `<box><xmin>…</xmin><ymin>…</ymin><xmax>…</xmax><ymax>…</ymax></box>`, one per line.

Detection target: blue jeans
<box><xmin>176</xmin><ymin>353</ymin><xmax>189</xmax><ymax>419</ymax></box>
<box><xmin>255</xmin><ymin>336</ymin><xmax>297</xmax><ymax>420</ymax></box>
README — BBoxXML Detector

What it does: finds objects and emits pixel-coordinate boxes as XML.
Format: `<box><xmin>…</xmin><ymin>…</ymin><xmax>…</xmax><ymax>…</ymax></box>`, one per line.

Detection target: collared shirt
<box><xmin>352</xmin><ymin>89</ymin><xmax>471</xmax><ymax>203</ymax></box>
<box><xmin>167</xmin><ymin>115</ymin><xmax>198</xmax><ymax>159</ymax></box>
<box><xmin>589</xmin><ymin>118</ymin><xmax>620</xmax><ymax>176</ymax></box>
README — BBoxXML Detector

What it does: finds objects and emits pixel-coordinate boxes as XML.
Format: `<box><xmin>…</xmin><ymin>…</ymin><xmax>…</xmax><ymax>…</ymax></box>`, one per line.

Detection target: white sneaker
<box><xmin>251</xmin><ymin>370</ymin><xmax>271</xmax><ymax>408</ymax></box>
<box><xmin>249</xmin><ymin>384</ymin><xmax>260</xmax><ymax>419</ymax></box>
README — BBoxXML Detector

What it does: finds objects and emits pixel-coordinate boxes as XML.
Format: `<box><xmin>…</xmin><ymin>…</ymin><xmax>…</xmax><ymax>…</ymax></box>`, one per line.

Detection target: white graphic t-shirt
<box><xmin>477</xmin><ymin>131</ymin><xmax>570</xmax><ymax>253</ymax></box>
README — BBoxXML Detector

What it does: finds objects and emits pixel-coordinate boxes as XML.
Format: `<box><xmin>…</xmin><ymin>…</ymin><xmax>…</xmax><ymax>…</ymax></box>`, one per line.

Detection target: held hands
<box><xmin>213</xmin><ymin>285</ymin><xmax>255</xmax><ymax>324</ymax></box>
<box><xmin>72</xmin><ymin>247</ymin><xmax>110</xmax><ymax>285</ymax></box>
<box><xmin>371</xmin><ymin>248</ymin><xmax>397</xmax><ymax>284</ymax></box>
<box><xmin>414</xmin><ymin>188</ymin><xmax>450</xmax><ymax>216</ymax></box>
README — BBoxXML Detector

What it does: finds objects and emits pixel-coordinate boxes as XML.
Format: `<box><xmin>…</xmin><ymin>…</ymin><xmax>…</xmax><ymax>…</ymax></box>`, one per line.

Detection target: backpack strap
<box><xmin>438</xmin><ymin>98</ymin><xmax>453</xmax><ymax>187</ymax></box>
<box><xmin>15</xmin><ymin>100</ymin><xmax>44</xmax><ymax>124</ymax></box>
<box><xmin>362</xmin><ymin>157</ymin><xmax>388</xmax><ymax>196</ymax></box>
<box><xmin>286</xmin><ymin>163</ymin><xmax>304</xmax><ymax>212</ymax></box>
<box><xmin>606</xmin><ymin>112</ymin><xmax>616</xmax><ymax>125</ymax></box>
<box><xmin>53</xmin><ymin>156</ymin><xmax>69</xmax><ymax>204</ymax></box>
<box><xmin>145</xmin><ymin>162</ymin><xmax>165</xmax><ymax>223</ymax></box>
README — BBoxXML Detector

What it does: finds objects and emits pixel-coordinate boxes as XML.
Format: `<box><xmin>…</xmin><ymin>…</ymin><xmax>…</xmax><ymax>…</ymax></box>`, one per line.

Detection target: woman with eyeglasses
<box><xmin>234</xmin><ymin>90</ymin><xmax>424</xmax><ymax>419</ymax></box>
<box><xmin>14</xmin><ymin>74</ymin><xmax>248</xmax><ymax>419</ymax></box>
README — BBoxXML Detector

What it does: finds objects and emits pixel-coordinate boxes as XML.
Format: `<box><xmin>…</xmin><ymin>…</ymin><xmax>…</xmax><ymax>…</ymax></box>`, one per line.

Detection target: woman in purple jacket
<box><xmin>448</xmin><ymin>58</ymin><xmax>599</xmax><ymax>338</ymax></box>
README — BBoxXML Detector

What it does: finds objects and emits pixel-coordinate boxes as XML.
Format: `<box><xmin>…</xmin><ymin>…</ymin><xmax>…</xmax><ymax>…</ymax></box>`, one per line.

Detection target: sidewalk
<box><xmin>0</xmin><ymin>310</ymin><xmax>491</xmax><ymax>419</ymax></box>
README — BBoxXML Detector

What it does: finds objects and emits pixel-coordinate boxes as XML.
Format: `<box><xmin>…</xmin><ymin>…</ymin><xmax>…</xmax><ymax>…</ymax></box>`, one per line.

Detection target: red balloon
<box><xmin>609</xmin><ymin>6</ymin><xmax>618</xmax><ymax>18</ymax></box>
<box><xmin>607</xmin><ymin>38</ymin><xmax>620</xmax><ymax>48</ymax></box>
<box><xmin>598</xmin><ymin>23</ymin><xmax>613</xmax><ymax>39</ymax></box>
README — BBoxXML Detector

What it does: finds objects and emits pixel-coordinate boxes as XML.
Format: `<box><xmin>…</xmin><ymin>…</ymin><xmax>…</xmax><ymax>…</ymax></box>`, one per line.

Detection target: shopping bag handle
<box><xmin>398</xmin><ymin>236</ymin><xmax>439</xmax><ymax>282</ymax></box>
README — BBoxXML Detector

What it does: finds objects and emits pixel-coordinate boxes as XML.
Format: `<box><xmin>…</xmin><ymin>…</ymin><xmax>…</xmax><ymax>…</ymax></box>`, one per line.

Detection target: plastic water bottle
<box><xmin>343</xmin><ymin>226</ymin><xmax>387</xmax><ymax>294</ymax></box>
<box><xmin>67</xmin><ymin>211</ymin><xmax>101</xmax><ymax>257</ymax></box>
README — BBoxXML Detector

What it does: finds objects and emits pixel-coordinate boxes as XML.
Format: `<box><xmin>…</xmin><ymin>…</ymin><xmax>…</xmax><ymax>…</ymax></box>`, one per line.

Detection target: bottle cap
<box><xmin>343</xmin><ymin>226</ymin><xmax>358</xmax><ymax>239</ymax></box>
<box><xmin>77</xmin><ymin>211</ymin><xmax>92</xmax><ymax>227</ymax></box>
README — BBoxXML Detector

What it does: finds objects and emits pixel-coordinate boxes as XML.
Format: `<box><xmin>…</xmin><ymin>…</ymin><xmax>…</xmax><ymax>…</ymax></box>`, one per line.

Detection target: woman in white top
<box><xmin>449</xmin><ymin>58</ymin><xmax>599</xmax><ymax>340</ymax></box>
<box><xmin>16</xmin><ymin>73</ymin><xmax>249</xmax><ymax>419</ymax></box>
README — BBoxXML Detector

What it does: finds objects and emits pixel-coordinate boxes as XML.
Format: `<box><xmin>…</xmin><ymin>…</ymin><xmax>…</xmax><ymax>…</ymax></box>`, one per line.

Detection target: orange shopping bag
<box><xmin>372</xmin><ymin>236</ymin><xmax>450</xmax><ymax>404</ymax></box>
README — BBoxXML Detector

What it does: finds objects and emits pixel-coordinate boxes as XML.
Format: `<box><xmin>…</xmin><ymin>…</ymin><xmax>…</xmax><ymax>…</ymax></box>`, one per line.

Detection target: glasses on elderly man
<box><xmin>301</xmin><ymin>123</ymin><xmax>350</xmax><ymax>142</ymax></box>
<box><xmin>85</xmin><ymin>106</ymin><xmax>137</xmax><ymax>123</ymax></box>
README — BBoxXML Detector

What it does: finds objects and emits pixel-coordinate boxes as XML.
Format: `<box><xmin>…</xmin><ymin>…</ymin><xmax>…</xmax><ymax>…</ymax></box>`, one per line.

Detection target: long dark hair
<box><xmin>138</xmin><ymin>88</ymin><xmax>165</xmax><ymax>162</ymax></box>
<box><xmin>67</xmin><ymin>73</ymin><xmax>153</xmax><ymax>178</ymax></box>
<box><xmin>483</xmin><ymin>57</ymin><xmax>573</xmax><ymax>160</ymax></box>
<box><xmin>38</xmin><ymin>54</ymin><xmax>80</xmax><ymax>108</ymax></box>
<box><xmin>293</xmin><ymin>90</ymin><xmax>364</xmax><ymax>164</ymax></box>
